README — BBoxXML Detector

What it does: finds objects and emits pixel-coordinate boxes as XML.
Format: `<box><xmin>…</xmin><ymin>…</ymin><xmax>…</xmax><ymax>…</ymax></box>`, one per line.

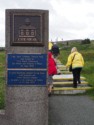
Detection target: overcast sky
<box><xmin>0</xmin><ymin>0</ymin><xmax>94</xmax><ymax>46</ymax></box>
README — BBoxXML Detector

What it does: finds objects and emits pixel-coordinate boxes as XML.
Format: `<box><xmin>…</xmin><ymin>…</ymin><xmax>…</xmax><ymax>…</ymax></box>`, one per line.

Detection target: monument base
<box><xmin>0</xmin><ymin>86</ymin><xmax>48</xmax><ymax>125</ymax></box>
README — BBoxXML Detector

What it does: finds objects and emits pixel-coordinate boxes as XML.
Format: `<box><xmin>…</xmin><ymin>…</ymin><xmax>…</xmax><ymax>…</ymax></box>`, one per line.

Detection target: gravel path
<box><xmin>49</xmin><ymin>95</ymin><xmax>94</xmax><ymax>125</ymax></box>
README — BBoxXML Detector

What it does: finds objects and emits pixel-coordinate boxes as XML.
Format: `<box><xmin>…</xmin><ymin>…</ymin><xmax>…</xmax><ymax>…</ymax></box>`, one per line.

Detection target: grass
<box><xmin>0</xmin><ymin>77</ymin><xmax>5</xmax><ymax>109</ymax></box>
<box><xmin>0</xmin><ymin>42</ymin><xmax>94</xmax><ymax>108</ymax></box>
<box><xmin>0</xmin><ymin>50</ymin><xmax>5</xmax><ymax>109</ymax></box>
<box><xmin>58</xmin><ymin>41</ymin><xmax>94</xmax><ymax>97</ymax></box>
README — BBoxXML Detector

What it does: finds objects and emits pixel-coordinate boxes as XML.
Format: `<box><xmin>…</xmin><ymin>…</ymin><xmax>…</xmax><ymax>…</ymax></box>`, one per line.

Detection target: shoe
<box><xmin>78</xmin><ymin>83</ymin><xmax>81</xmax><ymax>86</ymax></box>
<box><xmin>78</xmin><ymin>82</ymin><xmax>81</xmax><ymax>84</ymax></box>
<box><xmin>78</xmin><ymin>81</ymin><xmax>81</xmax><ymax>84</ymax></box>
<box><xmin>48</xmin><ymin>92</ymin><xmax>51</xmax><ymax>97</ymax></box>
<box><xmin>73</xmin><ymin>86</ymin><xmax>77</xmax><ymax>88</ymax></box>
<box><xmin>51</xmin><ymin>86</ymin><xmax>54</xmax><ymax>89</ymax></box>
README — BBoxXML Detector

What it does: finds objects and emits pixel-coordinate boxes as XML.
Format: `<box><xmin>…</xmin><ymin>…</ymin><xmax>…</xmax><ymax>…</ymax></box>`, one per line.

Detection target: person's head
<box><xmin>71</xmin><ymin>47</ymin><xmax>77</xmax><ymax>53</ymax></box>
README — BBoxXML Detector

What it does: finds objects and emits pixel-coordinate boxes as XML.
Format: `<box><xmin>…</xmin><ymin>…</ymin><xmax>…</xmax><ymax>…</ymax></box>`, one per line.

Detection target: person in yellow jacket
<box><xmin>66</xmin><ymin>47</ymin><xmax>84</xmax><ymax>88</ymax></box>
<box><xmin>48</xmin><ymin>42</ymin><xmax>53</xmax><ymax>51</ymax></box>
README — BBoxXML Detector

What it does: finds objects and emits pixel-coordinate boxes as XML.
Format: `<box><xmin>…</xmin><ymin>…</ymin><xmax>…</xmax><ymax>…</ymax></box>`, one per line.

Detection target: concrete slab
<box><xmin>53</xmin><ymin>81</ymin><xmax>88</xmax><ymax>85</ymax></box>
<box><xmin>52</xmin><ymin>86</ymin><xmax>91</xmax><ymax>91</ymax></box>
<box><xmin>53</xmin><ymin>81</ymin><xmax>88</xmax><ymax>87</ymax></box>
<box><xmin>52</xmin><ymin>87</ymin><xmax>92</xmax><ymax>94</ymax></box>
<box><xmin>0</xmin><ymin>110</ymin><xmax>5</xmax><ymax>115</ymax></box>
<box><xmin>53</xmin><ymin>74</ymin><xmax>86</xmax><ymax>80</ymax></box>
<box><xmin>53</xmin><ymin>90</ymin><xmax>86</xmax><ymax>94</ymax></box>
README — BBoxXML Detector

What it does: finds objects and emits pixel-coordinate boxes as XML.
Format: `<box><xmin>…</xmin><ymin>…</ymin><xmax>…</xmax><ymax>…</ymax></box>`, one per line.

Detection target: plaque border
<box><xmin>10</xmin><ymin>12</ymin><xmax>45</xmax><ymax>46</ymax></box>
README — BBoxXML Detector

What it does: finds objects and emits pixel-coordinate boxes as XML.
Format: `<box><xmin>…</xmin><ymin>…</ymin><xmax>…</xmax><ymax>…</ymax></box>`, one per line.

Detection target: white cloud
<box><xmin>1</xmin><ymin>0</ymin><xmax>94</xmax><ymax>46</ymax></box>
<box><xmin>49</xmin><ymin>0</ymin><xmax>94</xmax><ymax>41</ymax></box>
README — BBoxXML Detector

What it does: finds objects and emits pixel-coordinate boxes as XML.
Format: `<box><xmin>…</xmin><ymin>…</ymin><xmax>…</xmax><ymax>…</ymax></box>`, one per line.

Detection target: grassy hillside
<box><xmin>0</xmin><ymin>50</ymin><xmax>5</xmax><ymax>109</ymax></box>
<box><xmin>58</xmin><ymin>41</ymin><xmax>94</xmax><ymax>97</ymax></box>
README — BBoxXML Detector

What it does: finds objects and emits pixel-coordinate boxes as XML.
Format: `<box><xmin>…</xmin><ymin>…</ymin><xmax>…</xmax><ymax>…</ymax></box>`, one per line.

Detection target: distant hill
<box><xmin>63</xmin><ymin>39</ymin><xmax>82</xmax><ymax>43</ymax></box>
<box><xmin>52</xmin><ymin>39</ymin><xmax>83</xmax><ymax>44</ymax></box>
<box><xmin>0</xmin><ymin>47</ymin><xmax>5</xmax><ymax>51</ymax></box>
<box><xmin>54</xmin><ymin>39</ymin><xmax>94</xmax><ymax>44</ymax></box>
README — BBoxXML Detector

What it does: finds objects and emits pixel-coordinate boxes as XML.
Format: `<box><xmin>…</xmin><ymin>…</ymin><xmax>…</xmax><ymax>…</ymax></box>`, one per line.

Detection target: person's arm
<box><xmin>66</xmin><ymin>54</ymin><xmax>72</xmax><ymax>68</ymax></box>
<box><xmin>81</xmin><ymin>55</ymin><xmax>84</xmax><ymax>66</ymax></box>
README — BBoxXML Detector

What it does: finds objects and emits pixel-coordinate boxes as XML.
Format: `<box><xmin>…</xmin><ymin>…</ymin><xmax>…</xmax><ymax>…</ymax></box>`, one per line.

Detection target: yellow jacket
<box><xmin>49</xmin><ymin>42</ymin><xmax>53</xmax><ymax>50</ymax></box>
<box><xmin>66</xmin><ymin>51</ymin><xmax>84</xmax><ymax>69</ymax></box>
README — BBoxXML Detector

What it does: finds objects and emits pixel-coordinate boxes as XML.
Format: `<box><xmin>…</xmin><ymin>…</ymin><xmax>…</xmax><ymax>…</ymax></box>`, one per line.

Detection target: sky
<box><xmin>0</xmin><ymin>0</ymin><xmax>94</xmax><ymax>46</ymax></box>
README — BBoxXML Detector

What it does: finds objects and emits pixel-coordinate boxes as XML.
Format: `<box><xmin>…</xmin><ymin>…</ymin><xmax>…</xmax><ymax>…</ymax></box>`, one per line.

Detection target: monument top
<box><xmin>6</xmin><ymin>9</ymin><xmax>49</xmax><ymax>46</ymax></box>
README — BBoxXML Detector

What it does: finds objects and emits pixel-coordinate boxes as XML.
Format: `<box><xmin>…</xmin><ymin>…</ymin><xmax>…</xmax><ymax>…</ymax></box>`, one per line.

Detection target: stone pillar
<box><xmin>4</xmin><ymin>9</ymin><xmax>49</xmax><ymax>125</ymax></box>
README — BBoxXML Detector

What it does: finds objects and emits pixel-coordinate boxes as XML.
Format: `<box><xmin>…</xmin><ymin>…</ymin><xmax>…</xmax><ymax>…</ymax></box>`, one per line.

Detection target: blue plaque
<box><xmin>8</xmin><ymin>54</ymin><xmax>47</xmax><ymax>68</ymax></box>
<box><xmin>8</xmin><ymin>70</ymin><xmax>47</xmax><ymax>85</ymax></box>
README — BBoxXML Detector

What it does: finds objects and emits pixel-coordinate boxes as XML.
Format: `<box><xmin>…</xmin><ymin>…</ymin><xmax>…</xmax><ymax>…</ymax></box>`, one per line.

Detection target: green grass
<box><xmin>0</xmin><ymin>77</ymin><xmax>5</xmax><ymax>109</ymax></box>
<box><xmin>0</xmin><ymin>50</ymin><xmax>5</xmax><ymax>109</ymax></box>
<box><xmin>58</xmin><ymin>41</ymin><xmax>94</xmax><ymax>98</ymax></box>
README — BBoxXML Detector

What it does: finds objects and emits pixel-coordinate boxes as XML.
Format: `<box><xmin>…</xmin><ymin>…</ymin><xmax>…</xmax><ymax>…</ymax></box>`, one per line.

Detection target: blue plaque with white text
<box><xmin>8</xmin><ymin>70</ymin><xmax>47</xmax><ymax>85</ymax></box>
<box><xmin>8</xmin><ymin>54</ymin><xmax>47</xmax><ymax>68</ymax></box>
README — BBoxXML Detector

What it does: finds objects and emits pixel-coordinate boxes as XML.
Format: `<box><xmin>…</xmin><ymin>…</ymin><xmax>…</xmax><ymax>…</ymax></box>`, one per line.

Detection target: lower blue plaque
<box><xmin>8</xmin><ymin>70</ymin><xmax>47</xmax><ymax>85</ymax></box>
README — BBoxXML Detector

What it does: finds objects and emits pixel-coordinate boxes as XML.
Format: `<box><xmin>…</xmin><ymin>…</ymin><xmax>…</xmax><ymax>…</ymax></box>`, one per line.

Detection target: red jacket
<box><xmin>48</xmin><ymin>52</ymin><xmax>57</xmax><ymax>75</ymax></box>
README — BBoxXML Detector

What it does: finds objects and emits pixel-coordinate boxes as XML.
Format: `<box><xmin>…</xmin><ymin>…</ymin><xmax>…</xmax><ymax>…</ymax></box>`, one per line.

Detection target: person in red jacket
<box><xmin>48</xmin><ymin>52</ymin><xmax>57</xmax><ymax>96</ymax></box>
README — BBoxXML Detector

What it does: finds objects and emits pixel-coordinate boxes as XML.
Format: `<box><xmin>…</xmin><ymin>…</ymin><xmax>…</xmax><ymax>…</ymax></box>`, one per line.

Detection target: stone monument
<box><xmin>0</xmin><ymin>9</ymin><xmax>49</xmax><ymax>125</ymax></box>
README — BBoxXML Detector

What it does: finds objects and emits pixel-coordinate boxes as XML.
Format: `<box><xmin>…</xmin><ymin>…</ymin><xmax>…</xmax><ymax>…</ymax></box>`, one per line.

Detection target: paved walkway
<box><xmin>49</xmin><ymin>95</ymin><xmax>94</xmax><ymax>125</ymax></box>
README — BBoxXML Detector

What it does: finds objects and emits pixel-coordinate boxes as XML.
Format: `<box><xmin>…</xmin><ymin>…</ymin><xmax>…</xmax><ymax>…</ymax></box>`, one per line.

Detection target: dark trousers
<box><xmin>72</xmin><ymin>68</ymin><xmax>82</xmax><ymax>87</ymax></box>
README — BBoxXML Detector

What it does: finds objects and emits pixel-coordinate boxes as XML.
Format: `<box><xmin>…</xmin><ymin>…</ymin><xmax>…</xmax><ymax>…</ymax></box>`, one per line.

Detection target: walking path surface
<box><xmin>49</xmin><ymin>60</ymin><xmax>94</xmax><ymax>125</ymax></box>
<box><xmin>49</xmin><ymin>95</ymin><xmax>94</xmax><ymax>125</ymax></box>
<box><xmin>52</xmin><ymin>63</ymin><xmax>91</xmax><ymax>94</ymax></box>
